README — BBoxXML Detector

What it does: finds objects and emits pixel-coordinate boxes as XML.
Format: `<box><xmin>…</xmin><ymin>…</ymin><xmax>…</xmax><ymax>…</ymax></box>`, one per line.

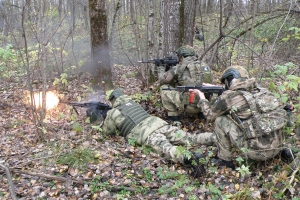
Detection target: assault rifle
<box><xmin>138</xmin><ymin>56</ymin><xmax>179</xmax><ymax>71</ymax></box>
<box><xmin>59</xmin><ymin>100</ymin><xmax>112</xmax><ymax>122</ymax></box>
<box><xmin>162</xmin><ymin>85</ymin><xmax>224</xmax><ymax>100</ymax></box>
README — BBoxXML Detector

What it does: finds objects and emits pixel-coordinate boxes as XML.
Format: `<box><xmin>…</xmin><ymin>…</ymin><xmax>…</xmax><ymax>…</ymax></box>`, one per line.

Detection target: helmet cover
<box><xmin>176</xmin><ymin>45</ymin><xmax>196</xmax><ymax>58</ymax></box>
<box><xmin>220</xmin><ymin>65</ymin><xmax>249</xmax><ymax>84</ymax></box>
<box><xmin>108</xmin><ymin>88</ymin><xmax>124</xmax><ymax>101</ymax></box>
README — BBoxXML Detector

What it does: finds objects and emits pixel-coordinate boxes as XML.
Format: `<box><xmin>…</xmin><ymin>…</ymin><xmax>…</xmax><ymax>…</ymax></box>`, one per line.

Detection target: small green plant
<box><xmin>56</xmin><ymin>147</ymin><xmax>96</xmax><ymax>168</ymax></box>
<box><xmin>49</xmin><ymin>181</ymin><xmax>55</xmax><ymax>188</ymax></box>
<box><xmin>141</xmin><ymin>145</ymin><xmax>155</xmax><ymax>155</ymax></box>
<box><xmin>158</xmin><ymin>185</ymin><xmax>169</xmax><ymax>194</ymax></box>
<box><xmin>175</xmin><ymin>146</ymin><xmax>192</xmax><ymax>161</ymax></box>
<box><xmin>142</xmin><ymin>168</ymin><xmax>152</xmax><ymax>181</ymax></box>
<box><xmin>92</xmin><ymin>125</ymin><xmax>102</xmax><ymax>132</ymax></box>
<box><xmin>208</xmin><ymin>184</ymin><xmax>222</xmax><ymax>199</ymax></box>
<box><xmin>82</xmin><ymin>84</ymin><xmax>95</xmax><ymax>95</ymax></box>
<box><xmin>233</xmin><ymin>186</ymin><xmax>252</xmax><ymax>199</ymax></box>
<box><xmin>128</xmin><ymin>139</ymin><xmax>136</xmax><ymax>146</ymax></box>
<box><xmin>236</xmin><ymin>156</ymin><xmax>244</xmax><ymax>165</ymax></box>
<box><xmin>72</xmin><ymin>122</ymin><xmax>83</xmax><ymax>132</ymax></box>
<box><xmin>53</xmin><ymin>73</ymin><xmax>68</xmax><ymax>89</ymax></box>
<box><xmin>89</xmin><ymin>175</ymin><xmax>110</xmax><ymax>194</ymax></box>
<box><xmin>117</xmin><ymin>188</ymin><xmax>131</xmax><ymax>199</ymax></box>
<box><xmin>130</xmin><ymin>92</ymin><xmax>148</xmax><ymax>102</ymax></box>
<box><xmin>0</xmin><ymin>44</ymin><xmax>20</xmax><ymax>78</ymax></box>
<box><xmin>156</xmin><ymin>166</ymin><xmax>178</xmax><ymax>180</ymax></box>
<box><xmin>236</xmin><ymin>164</ymin><xmax>251</xmax><ymax>178</ymax></box>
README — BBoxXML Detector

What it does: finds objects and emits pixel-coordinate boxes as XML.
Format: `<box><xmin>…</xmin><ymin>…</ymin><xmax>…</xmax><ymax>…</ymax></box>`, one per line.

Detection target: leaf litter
<box><xmin>0</xmin><ymin>65</ymin><xmax>300</xmax><ymax>199</ymax></box>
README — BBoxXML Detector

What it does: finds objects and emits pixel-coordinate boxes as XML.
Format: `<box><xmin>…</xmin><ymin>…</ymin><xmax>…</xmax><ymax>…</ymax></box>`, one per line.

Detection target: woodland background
<box><xmin>1</xmin><ymin>0</ymin><xmax>300</xmax><ymax>199</ymax></box>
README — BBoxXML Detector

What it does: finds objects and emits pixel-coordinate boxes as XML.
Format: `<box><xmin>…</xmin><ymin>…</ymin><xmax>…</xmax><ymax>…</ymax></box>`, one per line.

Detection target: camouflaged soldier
<box><xmin>158</xmin><ymin>45</ymin><xmax>214</xmax><ymax>123</ymax></box>
<box><xmin>189</xmin><ymin>65</ymin><xmax>292</xmax><ymax>169</ymax></box>
<box><xmin>102</xmin><ymin>88</ymin><xmax>216</xmax><ymax>177</ymax></box>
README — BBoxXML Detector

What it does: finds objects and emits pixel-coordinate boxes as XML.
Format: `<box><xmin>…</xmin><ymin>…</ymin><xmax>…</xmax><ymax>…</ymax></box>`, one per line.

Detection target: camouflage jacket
<box><xmin>158</xmin><ymin>56</ymin><xmax>213</xmax><ymax>87</ymax></box>
<box><xmin>197</xmin><ymin>78</ymin><xmax>258</xmax><ymax>123</ymax></box>
<box><xmin>197</xmin><ymin>78</ymin><xmax>285</xmax><ymax>149</ymax></box>
<box><xmin>102</xmin><ymin>95</ymin><xmax>168</xmax><ymax>145</ymax></box>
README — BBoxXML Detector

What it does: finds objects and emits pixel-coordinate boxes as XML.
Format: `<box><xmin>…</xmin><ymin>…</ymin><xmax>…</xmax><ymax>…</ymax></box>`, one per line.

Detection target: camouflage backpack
<box><xmin>239</xmin><ymin>87</ymin><xmax>287</xmax><ymax>139</ymax></box>
<box><xmin>177</xmin><ymin>58</ymin><xmax>213</xmax><ymax>86</ymax></box>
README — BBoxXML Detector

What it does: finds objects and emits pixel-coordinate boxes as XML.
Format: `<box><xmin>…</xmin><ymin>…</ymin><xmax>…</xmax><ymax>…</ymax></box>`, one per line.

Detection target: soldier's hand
<box><xmin>189</xmin><ymin>89</ymin><xmax>206</xmax><ymax>100</ymax></box>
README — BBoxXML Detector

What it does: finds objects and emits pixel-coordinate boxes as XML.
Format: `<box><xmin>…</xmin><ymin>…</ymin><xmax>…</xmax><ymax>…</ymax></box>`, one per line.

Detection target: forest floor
<box><xmin>1</xmin><ymin>64</ymin><xmax>300</xmax><ymax>200</ymax></box>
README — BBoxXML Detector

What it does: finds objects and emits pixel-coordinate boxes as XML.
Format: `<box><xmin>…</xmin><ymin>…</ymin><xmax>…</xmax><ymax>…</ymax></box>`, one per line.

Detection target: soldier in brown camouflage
<box><xmin>158</xmin><ymin>45</ymin><xmax>214</xmax><ymax>123</ymax></box>
<box><xmin>189</xmin><ymin>66</ymin><xmax>291</xmax><ymax>169</ymax></box>
<box><xmin>102</xmin><ymin>88</ymin><xmax>215</xmax><ymax>177</ymax></box>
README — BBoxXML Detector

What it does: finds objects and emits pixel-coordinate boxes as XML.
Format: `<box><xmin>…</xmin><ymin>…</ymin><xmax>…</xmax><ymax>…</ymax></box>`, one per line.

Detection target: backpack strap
<box><xmin>239</xmin><ymin>90</ymin><xmax>265</xmax><ymax>137</ymax></box>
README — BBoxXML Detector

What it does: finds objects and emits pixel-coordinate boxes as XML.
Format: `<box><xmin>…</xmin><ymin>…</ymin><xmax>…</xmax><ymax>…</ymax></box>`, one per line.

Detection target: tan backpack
<box><xmin>239</xmin><ymin>87</ymin><xmax>287</xmax><ymax>139</ymax></box>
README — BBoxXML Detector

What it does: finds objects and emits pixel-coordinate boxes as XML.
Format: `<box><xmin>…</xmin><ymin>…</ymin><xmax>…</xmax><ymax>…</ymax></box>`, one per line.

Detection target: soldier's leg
<box><xmin>214</xmin><ymin>115</ymin><xmax>246</xmax><ymax>161</ymax></box>
<box><xmin>160</xmin><ymin>85</ymin><xmax>182</xmax><ymax>117</ymax></box>
<box><xmin>155</xmin><ymin>125</ymin><xmax>216</xmax><ymax>146</ymax></box>
<box><xmin>144</xmin><ymin>131</ymin><xmax>185</xmax><ymax>164</ymax></box>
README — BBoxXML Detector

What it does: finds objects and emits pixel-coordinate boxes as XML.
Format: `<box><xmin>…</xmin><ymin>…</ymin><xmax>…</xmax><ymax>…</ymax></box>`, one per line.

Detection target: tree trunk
<box><xmin>59</xmin><ymin>0</ymin><xmax>62</xmax><ymax>19</ymax></box>
<box><xmin>162</xmin><ymin>0</ymin><xmax>181</xmax><ymax>56</ymax></box>
<box><xmin>72</xmin><ymin>0</ymin><xmax>76</xmax><ymax>28</ymax></box>
<box><xmin>161</xmin><ymin>0</ymin><xmax>196</xmax><ymax>56</ymax></box>
<box><xmin>130</xmin><ymin>0</ymin><xmax>141</xmax><ymax>60</ymax></box>
<box><xmin>89</xmin><ymin>0</ymin><xmax>113</xmax><ymax>90</ymax></box>
<box><xmin>247</xmin><ymin>0</ymin><xmax>256</xmax><ymax>74</ymax></box>
<box><xmin>158</xmin><ymin>0</ymin><xmax>164</xmax><ymax>58</ymax></box>
<box><xmin>147</xmin><ymin>0</ymin><xmax>156</xmax><ymax>84</ymax></box>
<box><xmin>39</xmin><ymin>0</ymin><xmax>47</xmax><ymax>142</ymax></box>
<box><xmin>108</xmin><ymin>0</ymin><xmax>121</xmax><ymax>64</ymax></box>
<box><xmin>181</xmin><ymin>0</ymin><xmax>196</xmax><ymax>46</ymax></box>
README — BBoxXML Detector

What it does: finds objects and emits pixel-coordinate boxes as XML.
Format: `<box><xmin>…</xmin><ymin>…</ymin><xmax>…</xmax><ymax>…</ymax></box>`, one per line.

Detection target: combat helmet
<box><xmin>220</xmin><ymin>65</ymin><xmax>249</xmax><ymax>84</ymax></box>
<box><xmin>176</xmin><ymin>45</ymin><xmax>196</xmax><ymax>58</ymax></box>
<box><xmin>109</xmin><ymin>88</ymin><xmax>124</xmax><ymax>102</ymax></box>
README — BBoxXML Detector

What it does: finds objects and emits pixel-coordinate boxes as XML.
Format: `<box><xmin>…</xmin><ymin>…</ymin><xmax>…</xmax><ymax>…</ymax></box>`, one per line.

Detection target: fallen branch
<box><xmin>0</xmin><ymin>164</ymin><xmax>17</xmax><ymax>200</ymax></box>
<box><xmin>10</xmin><ymin>169</ymin><xmax>85</xmax><ymax>184</ymax></box>
<box><xmin>3</xmin><ymin>169</ymin><xmax>139</xmax><ymax>193</ymax></box>
<box><xmin>281</xmin><ymin>165</ymin><xmax>300</xmax><ymax>194</ymax></box>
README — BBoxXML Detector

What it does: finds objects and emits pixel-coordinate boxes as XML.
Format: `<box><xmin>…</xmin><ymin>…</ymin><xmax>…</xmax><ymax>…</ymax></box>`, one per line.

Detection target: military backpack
<box><xmin>238</xmin><ymin>87</ymin><xmax>288</xmax><ymax>139</ymax></box>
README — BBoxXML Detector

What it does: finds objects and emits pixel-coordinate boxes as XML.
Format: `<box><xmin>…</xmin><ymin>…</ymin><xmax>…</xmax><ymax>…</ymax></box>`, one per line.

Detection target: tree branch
<box><xmin>0</xmin><ymin>164</ymin><xmax>17</xmax><ymax>200</ymax></box>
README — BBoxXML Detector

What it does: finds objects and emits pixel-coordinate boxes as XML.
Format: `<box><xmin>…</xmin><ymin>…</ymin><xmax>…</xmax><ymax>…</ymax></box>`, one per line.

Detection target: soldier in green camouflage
<box><xmin>189</xmin><ymin>66</ymin><xmax>291</xmax><ymax>169</ymax></box>
<box><xmin>102</xmin><ymin>88</ymin><xmax>215</xmax><ymax>177</ymax></box>
<box><xmin>158</xmin><ymin>45</ymin><xmax>214</xmax><ymax>124</ymax></box>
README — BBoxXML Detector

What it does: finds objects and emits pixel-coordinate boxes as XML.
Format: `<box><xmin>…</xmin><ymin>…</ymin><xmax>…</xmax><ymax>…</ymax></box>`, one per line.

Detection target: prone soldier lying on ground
<box><xmin>188</xmin><ymin>65</ymin><xmax>294</xmax><ymax>169</ymax></box>
<box><xmin>102</xmin><ymin>88</ymin><xmax>216</xmax><ymax>177</ymax></box>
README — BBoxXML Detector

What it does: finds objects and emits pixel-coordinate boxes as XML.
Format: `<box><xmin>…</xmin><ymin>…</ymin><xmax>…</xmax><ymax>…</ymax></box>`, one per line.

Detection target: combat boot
<box><xmin>211</xmin><ymin>158</ymin><xmax>235</xmax><ymax>170</ymax></box>
<box><xmin>219</xmin><ymin>160</ymin><xmax>235</xmax><ymax>170</ymax></box>
<box><xmin>184</xmin><ymin>152</ymin><xmax>206</xmax><ymax>177</ymax></box>
<box><xmin>168</xmin><ymin>116</ymin><xmax>181</xmax><ymax>126</ymax></box>
<box><xmin>281</xmin><ymin>149</ymin><xmax>294</xmax><ymax>162</ymax></box>
<box><xmin>197</xmin><ymin>112</ymin><xmax>206</xmax><ymax>120</ymax></box>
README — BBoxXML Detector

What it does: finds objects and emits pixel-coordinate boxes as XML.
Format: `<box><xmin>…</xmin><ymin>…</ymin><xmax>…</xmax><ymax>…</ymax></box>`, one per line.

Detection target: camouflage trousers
<box><xmin>144</xmin><ymin>125</ymin><xmax>215</xmax><ymax>164</ymax></box>
<box><xmin>214</xmin><ymin>115</ymin><xmax>281</xmax><ymax>161</ymax></box>
<box><xmin>160</xmin><ymin>85</ymin><xmax>201</xmax><ymax>117</ymax></box>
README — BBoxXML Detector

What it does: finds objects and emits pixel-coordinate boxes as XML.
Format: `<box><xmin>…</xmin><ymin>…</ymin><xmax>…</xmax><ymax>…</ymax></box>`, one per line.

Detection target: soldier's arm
<box><xmin>158</xmin><ymin>64</ymin><xmax>184</xmax><ymax>85</ymax></box>
<box><xmin>196</xmin><ymin>91</ymin><xmax>232</xmax><ymax>123</ymax></box>
<box><xmin>102</xmin><ymin>109</ymin><xmax>118</xmax><ymax>136</ymax></box>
